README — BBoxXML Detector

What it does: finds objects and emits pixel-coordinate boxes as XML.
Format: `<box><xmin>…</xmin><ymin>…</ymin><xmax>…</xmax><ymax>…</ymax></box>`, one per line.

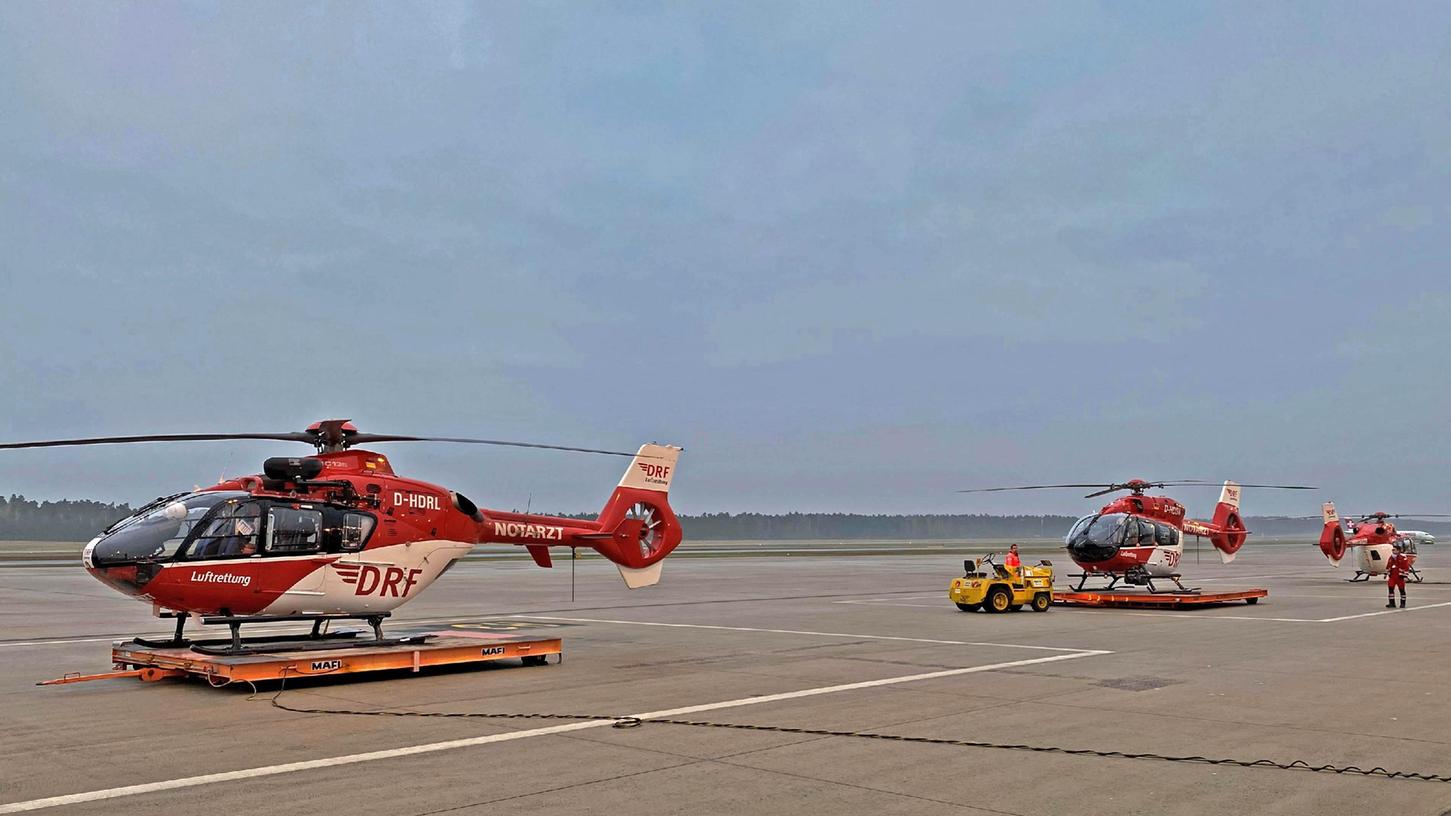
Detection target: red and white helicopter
<box><xmin>1315</xmin><ymin>503</ymin><xmax>1444</xmax><ymax>582</ymax></box>
<box><xmin>960</xmin><ymin>479</ymin><xmax>1315</xmax><ymax>593</ymax></box>
<box><xmin>0</xmin><ymin>420</ymin><xmax>683</xmax><ymax>653</ymax></box>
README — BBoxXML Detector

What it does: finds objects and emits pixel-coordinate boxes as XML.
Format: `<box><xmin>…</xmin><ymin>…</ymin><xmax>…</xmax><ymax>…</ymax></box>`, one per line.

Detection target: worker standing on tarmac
<box><xmin>1005</xmin><ymin>542</ymin><xmax>1023</xmax><ymax>584</ymax></box>
<box><xmin>1386</xmin><ymin>541</ymin><xmax>1411</xmax><ymax>609</ymax></box>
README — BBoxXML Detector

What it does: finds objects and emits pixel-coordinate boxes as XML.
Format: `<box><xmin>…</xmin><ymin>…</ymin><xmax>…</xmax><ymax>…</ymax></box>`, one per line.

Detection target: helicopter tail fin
<box><xmin>590</xmin><ymin>444</ymin><xmax>685</xmax><ymax>588</ymax></box>
<box><xmin>1208</xmin><ymin>481</ymin><xmax>1247</xmax><ymax>563</ymax></box>
<box><xmin>1318</xmin><ymin>501</ymin><xmax>1346</xmax><ymax>567</ymax></box>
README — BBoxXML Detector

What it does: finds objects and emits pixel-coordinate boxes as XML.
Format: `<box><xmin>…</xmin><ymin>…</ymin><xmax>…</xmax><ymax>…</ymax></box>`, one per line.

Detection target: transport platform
<box><xmin>38</xmin><ymin>628</ymin><xmax>562</xmax><ymax>686</ymax></box>
<box><xmin>1054</xmin><ymin>588</ymin><xmax>1268</xmax><ymax>609</ymax></box>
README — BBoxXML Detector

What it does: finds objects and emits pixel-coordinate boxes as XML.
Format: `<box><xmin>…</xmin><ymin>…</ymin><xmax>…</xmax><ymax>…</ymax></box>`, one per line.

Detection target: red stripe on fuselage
<box><xmin>1077</xmin><ymin>547</ymin><xmax>1157</xmax><ymax>573</ymax></box>
<box><xmin>135</xmin><ymin>558</ymin><xmax>335</xmax><ymax>615</ymax></box>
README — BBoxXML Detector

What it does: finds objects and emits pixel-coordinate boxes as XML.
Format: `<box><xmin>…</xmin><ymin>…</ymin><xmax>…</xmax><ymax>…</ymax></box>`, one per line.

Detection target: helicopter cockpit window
<box><xmin>1134</xmin><ymin>519</ymin><xmax>1156</xmax><ymax>547</ymax></box>
<box><xmin>1154</xmin><ymin>522</ymin><xmax>1176</xmax><ymax>547</ymax></box>
<box><xmin>1066</xmin><ymin>512</ymin><xmax>1130</xmax><ymax>562</ymax></box>
<box><xmin>188</xmin><ymin>501</ymin><xmax>263</xmax><ymax>560</ymax></box>
<box><xmin>91</xmin><ymin>492</ymin><xmax>246</xmax><ymax>566</ymax></box>
<box><xmin>1065</xmin><ymin>514</ymin><xmax>1095</xmax><ymax>544</ymax></box>
<box><xmin>340</xmin><ymin>513</ymin><xmax>375</xmax><ymax>552</ymax></box>
<box><xmin>266</xmin><ymin>507</ymin><xmax>323</xmax><ymax>554</ymax></box>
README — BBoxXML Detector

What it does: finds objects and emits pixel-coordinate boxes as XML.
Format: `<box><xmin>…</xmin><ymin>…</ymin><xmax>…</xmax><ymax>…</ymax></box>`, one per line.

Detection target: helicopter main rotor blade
<box><xmin>1354</xmin><ymin>513</ymin><xmax>1451</xmax><ymax>520</ymax></box>
<box><xmin>956</xmin><ymin>484</ymin><xmax>1116</xmax><ymax>494</ymax></box>
<box><xmin>0</xmin><ymin>432</ymin><xmax>316</xmax><ymax>450</ymax></box>
<box><xmin>347</xmin><ymin>434</ymin><xmax>638</xmax><ymax>457</ymax></box>
<box><xmin>1161</xmin><ymin>481</ymin><xmax>1318</xmax><ymax>490</ymax></box>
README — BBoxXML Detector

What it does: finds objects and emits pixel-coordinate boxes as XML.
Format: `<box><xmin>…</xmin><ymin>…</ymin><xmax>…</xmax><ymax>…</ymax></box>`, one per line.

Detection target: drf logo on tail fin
<box><xmin>637</xmin><ymin>463</ymin><xmax>670</xmax><ymax>484</ymax></box>
<box><xmin>1221</xmin><ymin>483</ymin><xmax>1241</xmax><ymax>507</ymax></box>
<box><xmin>334</xmin><ymin>564</ymin><xmax>422</xmax><ymax>597</ymax></box>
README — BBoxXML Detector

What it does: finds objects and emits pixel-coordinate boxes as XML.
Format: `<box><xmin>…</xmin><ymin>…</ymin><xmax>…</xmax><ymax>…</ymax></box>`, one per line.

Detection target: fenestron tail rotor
<box><xmin>626</xmin><ymin>501</ymin><xmax>665</xmax><ymax>559</ymax></box>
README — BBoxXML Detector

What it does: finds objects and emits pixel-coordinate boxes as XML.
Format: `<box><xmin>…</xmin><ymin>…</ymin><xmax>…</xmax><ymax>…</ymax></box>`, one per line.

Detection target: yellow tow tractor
<box><xmin>948</xmin><ymin>552</ymin><xmax>1054</xmax><ymax>613</ymax></box>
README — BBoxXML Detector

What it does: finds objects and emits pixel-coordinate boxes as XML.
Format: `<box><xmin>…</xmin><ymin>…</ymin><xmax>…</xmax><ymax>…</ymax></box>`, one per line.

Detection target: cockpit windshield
<box><xmin>1065</xmin><ymin>512</ymin><xmax>1130</xmax><ymax>562</ymax></box>
<box><xmin>90</xmin><ymin>492</ymin><xmax>245</xmax><ymax>566</ymax></box>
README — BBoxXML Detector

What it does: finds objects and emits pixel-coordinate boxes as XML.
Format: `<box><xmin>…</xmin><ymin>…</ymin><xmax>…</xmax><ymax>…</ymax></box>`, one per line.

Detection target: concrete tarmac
<box><xmin>3</xmin><ymin>545</ymin><xmax>1451</xmax><ymax>815</ymax></box>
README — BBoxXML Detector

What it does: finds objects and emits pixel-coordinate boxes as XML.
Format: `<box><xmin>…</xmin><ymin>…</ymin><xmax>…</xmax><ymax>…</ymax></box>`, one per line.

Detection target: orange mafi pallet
<box><xmin>1054</xmin><ymin>588</ymin><xmax>1267</xmax><ymax>609</ymax></box>
<box><xmin>40</xmin><ymin>630</ymin><xmax>561</xmax><ymax>686</ymax></box>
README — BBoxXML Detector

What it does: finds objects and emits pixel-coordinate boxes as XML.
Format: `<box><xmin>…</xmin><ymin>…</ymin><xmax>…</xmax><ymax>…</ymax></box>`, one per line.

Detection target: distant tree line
<box><xmin>0</xmin><ymin>495</ymin><xmax>135</xmax><ymax>541</ymax></box>
<box><xmin>678</xmin><ymin>512</ymin><xmax>1080</xmax><ymax>540</ymax></box>
<box><xmin>681</xmin><ymin>513</ymin><xmax>1451</xmax><ymax>539</ymax></box>
<box><xmin>7</xmin><ymin>495</ymin><xmax>1451</xmax><ymax>541</ymax></box>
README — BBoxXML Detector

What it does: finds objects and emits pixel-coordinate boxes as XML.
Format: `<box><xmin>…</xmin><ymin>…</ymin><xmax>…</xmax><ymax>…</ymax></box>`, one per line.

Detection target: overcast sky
<box><xmin>1</xmin><ymin>2</ymin><xmax>1448</xmax><ymax>517</ymax></box>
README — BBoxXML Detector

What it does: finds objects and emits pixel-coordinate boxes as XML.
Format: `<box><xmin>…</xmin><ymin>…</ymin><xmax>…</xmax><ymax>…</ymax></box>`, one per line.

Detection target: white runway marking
<box><xmin>834</xmin><ymin>593</ymin><xmax>942</xmax><ymax>602</ymax></box>
<box><xmin>0</xmin><ymin>637</ymin><xmax>121</xmax><ymax>647</ymax></box>
<box><xmin>512</xmin><ymin>614</ymin><xmax>1101</xmax><ymax>653</ymax></box>
<box><xmin>0</xmin><ymin>649</ymin><xmax>1109</xmax><ymax>813</ymax></box>
<box><xmin>1317</xmin><ymin>600</ymin><xmax>1451</xmax><ymax>622</ymax></box>
<box><xmin>1056</xmin><ymin>602</ymin><xmax>1451</xmax><ymax>623</ymax></box>
<box><xmin>835</xmin><ymin>598</ymin><xmax>946</xmax><ymax>604</ymax></box>
<box><xmin>1192</xmin><ymin>573</ymin><xmax>1304</xmax><ymax>582</ymax></box>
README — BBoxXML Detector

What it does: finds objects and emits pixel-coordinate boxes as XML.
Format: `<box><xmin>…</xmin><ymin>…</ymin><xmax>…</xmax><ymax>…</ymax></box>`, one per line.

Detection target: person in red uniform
<box><xmin>1005</xmin><ymin>543</ymin><xmax>1023</xmax><ymax>584</ymax></box>
<box><xmin>1386</xmin><ymin>542</ymin><xmax>1411</xmax><ymax>609</ymax></box>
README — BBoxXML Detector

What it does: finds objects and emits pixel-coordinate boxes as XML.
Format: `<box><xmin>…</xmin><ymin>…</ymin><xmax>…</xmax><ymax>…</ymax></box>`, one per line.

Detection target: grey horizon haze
<box><xmin>1</xmin><ymin>2</ymin><xmax>1448</xmax><ymax>518</ymax></box>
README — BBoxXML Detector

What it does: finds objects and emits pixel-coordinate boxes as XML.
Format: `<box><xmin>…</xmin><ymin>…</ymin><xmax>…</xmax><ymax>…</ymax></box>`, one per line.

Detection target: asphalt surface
<box><xmin>3</xmin><ymin>545</ymin><xmax>1451</xmax><ymax>815</ymax></box>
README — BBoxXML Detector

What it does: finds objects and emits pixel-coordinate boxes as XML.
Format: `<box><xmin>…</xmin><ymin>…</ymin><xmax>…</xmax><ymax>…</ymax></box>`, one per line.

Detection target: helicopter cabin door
<box><xmin>321</xmin><ymin>510</ymin><xmax>380</xmax><ymax>602</ymax></box>
<box><xmin>259</xmin><ymin>503</ymin><xmax>329</xmax><ymax>600</ymax></box>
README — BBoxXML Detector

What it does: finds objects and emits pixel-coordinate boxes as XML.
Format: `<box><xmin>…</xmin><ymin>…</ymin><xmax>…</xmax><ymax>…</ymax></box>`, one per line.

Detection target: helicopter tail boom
<box><xmin>481</xmin><ymin>444</ymin><xmax>684</xmax><ymax>588</ymax></box>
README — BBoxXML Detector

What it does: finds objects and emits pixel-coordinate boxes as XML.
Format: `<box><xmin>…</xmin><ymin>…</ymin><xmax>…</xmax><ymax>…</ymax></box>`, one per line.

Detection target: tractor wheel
<box><xmin>985</xmin><ymin>587</ymin><xmax>1011</xmax><ymax>613</ymax></box>
<box><xmin>1031</xmin><ymin>593</ymin><xmax>1051</xmax><ymax>612</ymax></box>
<box><xmin>955</xmin><ymin>602</ymin><xmax>981</xmax><ymax>612</ymax></box>
<box><xmin>1244</xmin><ymin>597</ymin><xmax>1259</xmax><ymax>605</ymax></box>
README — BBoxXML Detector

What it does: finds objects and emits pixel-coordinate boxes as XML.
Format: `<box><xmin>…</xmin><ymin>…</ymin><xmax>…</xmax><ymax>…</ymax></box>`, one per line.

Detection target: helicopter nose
<box><xmin>1066</xmin><ymin>538</ymin><xmax>1120</xmax><ymax>564</ymax></box>
<box><xmin>87</xmin><ymin>564</ymin><xmax>155</xmax><ymax>597</ymax></box>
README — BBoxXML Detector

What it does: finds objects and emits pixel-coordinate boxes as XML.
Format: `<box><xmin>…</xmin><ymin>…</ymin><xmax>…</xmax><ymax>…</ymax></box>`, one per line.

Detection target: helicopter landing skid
<box><xmin>1349</xmin><ymin>569</ymin><xmax>1423</xmax><ymax>584</ymax></box>
<box><xmin>194</xmin><ymin>612</ymin><xmax>400</xmax><ymax>655</ymax></box>
<box><xmin>131</xmin><ymin>612</ymin><xmax>406</xmax><ymax>655</ymax></box>
<box><xmin>189</xmin><ymin>633</ymin><xmax>433</xmax><ymax>657</ymax></box>
<box><xmin>1067</xmin><ymin>572</ymin><xmax>1199</xmax><ymax>595</ymax></box>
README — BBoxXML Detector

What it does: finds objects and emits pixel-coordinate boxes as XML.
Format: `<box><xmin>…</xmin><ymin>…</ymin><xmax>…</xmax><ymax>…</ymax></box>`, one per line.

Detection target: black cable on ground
<box><xmin>268</xmin><ymin>688</ymin><xmax>1451</xmax><ymax>784</ymax></box>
